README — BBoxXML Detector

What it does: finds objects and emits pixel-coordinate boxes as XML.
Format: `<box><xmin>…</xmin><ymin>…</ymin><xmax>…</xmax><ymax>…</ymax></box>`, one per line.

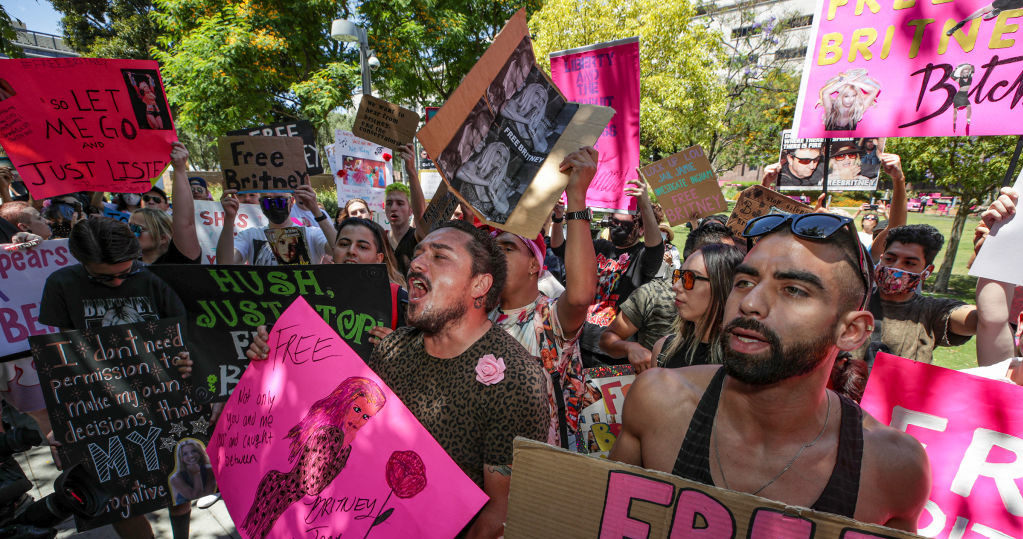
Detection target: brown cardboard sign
<box><xmin>187</xmin><ymin>172</ymin><xmax>335</xmax><ymax>192</ymax></box>
<box><xmin>421</xmin><ymin>181</ymin><xmax>461</xmax><ymax>232</ymax></box>
<box><xmin>352</xmin><ymin>95</ymin><xmax>421</xmax><ymax>150</ymax></box>
<box><xmin>417</xmin><ymin>9</ymin><xmax>613</xmax><ymax>238</ymax></box>
<box><xmin>217</xmin><ymin>135</ymin><xmax>307</xmax><ymax>193</ymax></box>
<box><xmin>506</xmin><ymin>438</ymin><xmax>922</xmax><ymax>539</ymax></box>
<box><xmin>726</xmin><ymin>185</ymin><xmax>814</xmax><ymax>237</ymax></box>
<box><xmin>640</xmin><ymin>145</ymin><xmax>726</xmax><ymax>226</ymax></box>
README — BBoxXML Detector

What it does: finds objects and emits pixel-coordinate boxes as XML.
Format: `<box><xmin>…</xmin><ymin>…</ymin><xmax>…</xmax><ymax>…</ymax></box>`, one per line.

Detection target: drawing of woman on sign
<box><xmin>817</xmin><ymin>69</ymin><xmax>881</xmax><ymax>131</ymax></box>
<box><xmin>455</xmin><ymin>142</ymin><xmax>512</xmax><ymax>219</ymax></box>
<box><xmin>242</xmin><ymin>377</ymin><xmax>387</xmax><ymax>539</ymax></box>
<box><xmin>950</xmin><ymin>63</ymin><xmax>975</xmax><ymax>135</ymax></box>
<box><xmin>168</xmin><ymin>438</ymin><xmax>217</xmax><ymax>504</ymax></box>
<box><xmin>500</xmin><ymin>83</ymin><xmax>553</xmax><ymax>153</ymax></box>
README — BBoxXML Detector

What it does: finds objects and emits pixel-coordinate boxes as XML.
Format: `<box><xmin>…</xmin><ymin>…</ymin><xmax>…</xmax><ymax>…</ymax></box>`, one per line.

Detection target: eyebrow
<box><xmin>775</xmin><ymin>270</ymin><xmax>825</xmax><ymax>291</ymax></box>
<box><xmin>415</xmin><ymin>241</ymin><xmax>457</xmax><ymax>256</ymax></box>
<box><xmin>734</xmin><ymin>264</ymin><xmax>759</xmax><ymax>278</ymax></box>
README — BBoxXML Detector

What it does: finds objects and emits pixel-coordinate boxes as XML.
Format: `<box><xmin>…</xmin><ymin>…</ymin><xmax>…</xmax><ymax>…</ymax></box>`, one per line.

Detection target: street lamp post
<box><xmin>330</xmin><ymin>19</ymin><xmax>375</xmax><ymax>97</ymax></box>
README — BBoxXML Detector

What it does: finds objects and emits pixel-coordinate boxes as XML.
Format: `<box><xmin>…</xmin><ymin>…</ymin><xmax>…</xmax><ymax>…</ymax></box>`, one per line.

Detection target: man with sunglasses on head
<box><xmin>611</xmin><ymin>212</ymin><xmax>931</xmax><ymax>532</ymax></box>
<box><xmin>216</xmin><ymin>184</ymin><xmax>336</xmax><ymax>265</ymax></box>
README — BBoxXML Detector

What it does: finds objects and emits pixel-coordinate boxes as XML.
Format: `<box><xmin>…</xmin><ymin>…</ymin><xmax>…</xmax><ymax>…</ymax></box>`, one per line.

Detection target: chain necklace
<box><xmin>713</xmin><ymin>391</ymin><xmax>832</xmax><ymax>497</ymax></box>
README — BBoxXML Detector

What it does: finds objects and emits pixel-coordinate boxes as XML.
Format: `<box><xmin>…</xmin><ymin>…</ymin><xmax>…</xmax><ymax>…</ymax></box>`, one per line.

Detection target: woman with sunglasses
<box><xmin>129</xmin><ymin>143</ymin><xmax>201</xmax><ymax>265</ymax></box>
<box><xmin>651</xmin><ymin>244</ymin><xmax>745</xmax><ymax>370</ymax></box>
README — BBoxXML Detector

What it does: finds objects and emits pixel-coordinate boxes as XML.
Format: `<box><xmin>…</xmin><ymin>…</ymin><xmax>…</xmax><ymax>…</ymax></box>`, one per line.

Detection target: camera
<box><xmin>0</xmin><ymin>428</ymin><xmax>109</xmax><ymax>538</ymax></box>
<box><xmin>367</xmin><ymin>54</ymin><xmax>380</xmax><ymax>72</ymax></box>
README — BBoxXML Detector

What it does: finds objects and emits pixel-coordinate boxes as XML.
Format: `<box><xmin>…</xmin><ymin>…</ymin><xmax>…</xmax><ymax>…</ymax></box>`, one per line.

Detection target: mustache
<box><xmin>722</xmin><ymin>317</ymin><xmax>781</xmax><ymax>347</ymax></box>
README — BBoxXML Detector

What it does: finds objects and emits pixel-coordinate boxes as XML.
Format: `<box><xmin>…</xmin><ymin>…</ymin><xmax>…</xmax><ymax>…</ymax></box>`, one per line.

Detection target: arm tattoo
<box><xmin>485</xmin><ymin>464</ymin><xmax>512</xmax><ymax>476</ymax></box>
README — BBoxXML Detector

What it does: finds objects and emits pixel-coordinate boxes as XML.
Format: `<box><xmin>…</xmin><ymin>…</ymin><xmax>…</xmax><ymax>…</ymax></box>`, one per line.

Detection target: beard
<box><xmin>720</xmin><ymin>317</ymin><xmax>835</xmax><ymax>386</ymax></box>
<box><xmin>407</xmin><ymin>301</ymin><xmax>466</xmax><ymax>335</ymax></box>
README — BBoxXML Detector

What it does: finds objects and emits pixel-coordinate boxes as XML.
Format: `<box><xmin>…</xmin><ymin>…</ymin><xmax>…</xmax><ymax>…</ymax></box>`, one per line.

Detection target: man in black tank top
<box><xmin>610</xmin><ymin>214</ymin><xmax>931</xmax><ymax>533</ymax></box>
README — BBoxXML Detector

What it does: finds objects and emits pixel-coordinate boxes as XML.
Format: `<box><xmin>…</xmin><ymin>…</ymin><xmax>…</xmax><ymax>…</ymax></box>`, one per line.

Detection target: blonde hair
<box><xmin>132</xmin><ymin>207</ymin><xmax>172</xmax><ymax>246</ymax></box>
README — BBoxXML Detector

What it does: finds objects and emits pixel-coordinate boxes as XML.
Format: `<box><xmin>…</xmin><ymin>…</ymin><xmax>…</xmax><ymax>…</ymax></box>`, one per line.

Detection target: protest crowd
<box><xmin>2</xmin><ymin>7</ymin><xmax>1023</xmax><ymax>539</ymax></box>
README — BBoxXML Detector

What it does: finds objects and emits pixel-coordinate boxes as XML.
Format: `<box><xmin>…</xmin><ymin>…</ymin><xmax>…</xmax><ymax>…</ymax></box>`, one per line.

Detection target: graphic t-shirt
<box><xmin>618</xmin><ymin>278</ymin><xmax>677</xmax><ymax>351</ymax></box>
<box><xmin>39</xmin><ymin>265</ymin><xmax>186</xmax><ymax>330</ymax></box>
<box><xmin>368</xmin><ymin>325</ymin><xmax>549</xmax><ymax>487</ymax></box>
<box><xmin>879</xmin><ymin>293</ymin><xmax>971</xmax><ymax>364</ymax></box>
<box><xmin>234</xmin><ymin>225</ymin><xmax>327</xmax><ymax>266</ymax></box>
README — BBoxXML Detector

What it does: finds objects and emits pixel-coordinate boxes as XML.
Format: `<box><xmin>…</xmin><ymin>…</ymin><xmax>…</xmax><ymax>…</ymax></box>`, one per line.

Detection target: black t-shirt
<box><xmin>0</xmin><ymin>216</ymin><xmax>18</xmax><ymax>244</ymax></box>
<box><xmin>393</xmin><ymin>227</ymin><xmax>418</xmax><ymax>277</ymax></box>
<box><xmin>153</xmin><ymin>238</ymin><xmax>200</xmax><ymax>265</ymax></box>
<box><xmin>659</xmin><ymin>336</ymin><xmax>712</xmax><ymax>369</ymax></box>
<box><xmin>39</xmin><ymin>265</ymin><xmax>186</xmax><ymax>330</ymax></box>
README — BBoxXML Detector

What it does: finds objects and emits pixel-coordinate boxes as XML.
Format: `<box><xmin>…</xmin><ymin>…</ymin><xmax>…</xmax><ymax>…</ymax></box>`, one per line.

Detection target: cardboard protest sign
<box><xmin>726</xmin><ymin>185</ymin><xmax>815</xmax><ymax>237</ymax></box>
<box><xmin>330</xmin><ymin>130</ymin><xmax>393</xmax><ymax>215</ymax></box>
<box><xmin>506</xmin><ymin>438</ymin><xmax>921</xmax><ymax>538</ymax></box>
<box><xmin>970</xmin><ymin>169</ymin><xmax>1023</xmax><ymax>286</ymax></box>
<box><xmin>0</xmin><ymin>239</ymin><xmax>76</xmax><ymax>361</ymax></box>
<box><xmin>792</xmin><ymin>0</ymin><xmax>1023</xmax><ymax>138</ymax></box>
<box><xmin>217</xmin><ymin>136</ymin><xmax>307</xmax><ymax>193</ymax></box>
<box><xmin>31</xmin><ymin>318</ymin><xmax>213</xmax><ymax>529</ymax></box>
<box><xmin>862</xmin><ymin>352</ymin><xmax>1023</xmax><ymax>538</ymax></box>
<box><xmin>417</xmin><ymin>9</ymin><xmax>615</xmax><ymax>238</ymax></box>
<box><xmin>419</xmin><ymin>169</ymin><xmax>443</xmax><ymax>200</ymax></box>
<box><xmin>778</xmin><ymin>130</ymin><xmax>886</xmax><ymax>192</ymax></box>
<box><xmin>421</xmin><ymin>181</ymin><xmax>461</xmax><ymax>232</ymax></box>
<box><xmin>147</xmin><ymin>264</ymin><xmax>390</xmax><ymax>401</ymax></box>
<box><xmin>189</xmin><ymin>170</ymin><xmax>337</xmax><ymax>192</ymax></box>
<box><xmin>263</xmin><ymin>226</ymin><xmax>311</xmax><ymax>265</ymax></box>
<box><xmin>639</xmin><ymin>145</ymin><xmax>726</xmax><ymax>225</ymax></box>
<box><xmin>353</xmin><ymin>95</ymin><xmax>421</xmax><ymax>150</ymax></box>
<box><xmin>577</xmin><ymin>365</ymin><xmax>634</xmax><ymax>457</ymax></box>
<box><xmin>208</xmin><ymin>297</ymin><xmax>487</xmax><ymax>538</ymax></box>
<box><xmin>193</xmin><ymin>200</ymin><xmax>269</xmax><ymax>264</ymax></box>
<box><xmin>0</xmin><ymin>58</ymin><xmax>176</xmax><ymax>198</ymax></box>
<box><xmin>227</xmin><ymin>120</ymin><xmax>322</xmax><ymax>175</ymax></box>
<box><xmin>550</xmin><ymin>37</ymin><xmax>641</xmax><ymax>213</ymax></box>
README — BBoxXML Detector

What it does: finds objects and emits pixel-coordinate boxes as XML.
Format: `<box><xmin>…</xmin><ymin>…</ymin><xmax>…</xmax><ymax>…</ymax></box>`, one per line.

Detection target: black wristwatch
<box><xmin>565</xmin><ymin>208</ymin><xmax>592</xmax><ymax>221</ymax></box>
<box><xmin>552</xmin><ymin>215</ymin><xmax>565</xmax><ymax>223</ymax></box>
<box><xmin>315</xmin><ymin>212</ymin><xmax>329</xmax><ymax>222</ymax></box>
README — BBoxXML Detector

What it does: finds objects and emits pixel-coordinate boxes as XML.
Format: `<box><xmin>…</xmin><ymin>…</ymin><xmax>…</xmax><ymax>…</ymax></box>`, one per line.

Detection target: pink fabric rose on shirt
<box><xmin>475</xmin><ymin>354</ymin><xmax>506</xmax><ymax>385</ymax></box>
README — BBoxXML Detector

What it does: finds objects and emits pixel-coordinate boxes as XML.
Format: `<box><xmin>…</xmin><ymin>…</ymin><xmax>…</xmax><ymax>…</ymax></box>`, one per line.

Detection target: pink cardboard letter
<box><xmin>599</xmin><ymin>470</ymin><xmax>675</xmax><ymax>538</ymax></box>
<box><xmin>669</xmin><ymin>488</ymin><xmax>736</xmax><ymax>538</ymax></box>
<box><xmin>748</xmin><ymin>508</ymin><xmax>813</xmax><ymax>538</ymax></box>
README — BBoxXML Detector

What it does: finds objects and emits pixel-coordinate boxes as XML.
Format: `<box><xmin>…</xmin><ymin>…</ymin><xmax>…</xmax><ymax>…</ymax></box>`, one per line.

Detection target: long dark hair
<box><xmin>663</xmin><ymin>243</ymin><xmax>745</xmax><ymax>366</ymax></box>
<box><xmin>336</xmin><ymin>217</ymin><xmax>405</xmax><ymax>288</ymax></box>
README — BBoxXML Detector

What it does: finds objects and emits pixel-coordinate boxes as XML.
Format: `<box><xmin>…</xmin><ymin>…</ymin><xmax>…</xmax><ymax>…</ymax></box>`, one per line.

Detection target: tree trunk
<box><xmin>931</xmin><ymin>202</ymin><xmax>971</xmax><ymax>293</ymax></box>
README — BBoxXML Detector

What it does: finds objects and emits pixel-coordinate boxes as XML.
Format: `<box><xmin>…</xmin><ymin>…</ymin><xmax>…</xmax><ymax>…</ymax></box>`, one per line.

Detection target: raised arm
<box><xmin>169</xmin><ymin>142</ymin><xmax>200</xmax><ymax>260</ymax></box>
<box><xmin>973</xmin><ymin>187</ymin><xmax>1019</xmax><ymax>365</ymax></box>
<box><xmin>556</xmin><ymin>147</ymin><xmax>599</xmax><ymax>337</ymax></box>
<box><xmin>871</xmin><ymin>153</ymin><xmax>905</xmax><ymax>261</ymax></box>
<box><xmin>398</xmin><ymin>144</ymin><xmax>428</xmax><ymax>240</ymax></box>
<box><xmin>627</xmin><ymin>173</ymin><xmax>662</xmax><ymax>248</ymax></box>
<box><xmin>294</xmin><ymin>183</ymin><xmax>336</xmax><ymax>247</ymax></box>
<box><xmin>216</xmin><ymin>189</ymin><xmax>241</xmax><ymax>265</ymax></box>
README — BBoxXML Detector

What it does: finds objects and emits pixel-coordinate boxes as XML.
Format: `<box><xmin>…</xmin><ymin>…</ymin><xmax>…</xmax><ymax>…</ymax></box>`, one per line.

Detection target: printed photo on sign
<box><xmin>167</xmin><ymin>438</ymin><xmax>217</xmax><ymax>505</ymax></box>
<box><xmin>340</xmin><ymin>155</ymin><xmax>388</xmax><ymax>188</ymax></box>
<box><xmin>436</xmin><ymin>98</ymin><xmax>494</xmax><ymax>182</ymax></box>
<box><xmin>777</xmin><ymin>130</ymin><xmax>824</xmax><ymax>189</ymax></box>
<box><xmin>121</xmin><ymin>69</ymin><xmax>172</xmax><ymax>131</ymax></box>
<box><xmin>817</xmin><ymin>69</ymin><xmax>881</xmax><ymax>131</ymax></box>
<box><xmin>495</xmin><ymin>67</ymin><xmax>573</xmax><ymax>155</ymax></box>
<box><xmin>486</xmin><ymin>36</ymin><xmax>536</xmax><ymax>116</ymax></box>
<box><xmin>777</xmin><ymin>130</ymin><xmax>884</xmax><ymax>191</ymax></box>
<box><xmin>263</xmin><ymin>226</ymin><xmax>311</xmax><ymax>265</ymax></box>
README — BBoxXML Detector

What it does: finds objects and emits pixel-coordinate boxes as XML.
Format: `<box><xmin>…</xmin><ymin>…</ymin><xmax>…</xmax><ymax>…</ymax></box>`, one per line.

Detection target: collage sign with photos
<box><xmin>577</xmin><ymin>365</ymin><xmax>635</xmax><ymax>457</ymax></box>
<box><xmin>777</xmin><ymin>130</ymin><xmax>885</xmax><ymax>191</ymax></box>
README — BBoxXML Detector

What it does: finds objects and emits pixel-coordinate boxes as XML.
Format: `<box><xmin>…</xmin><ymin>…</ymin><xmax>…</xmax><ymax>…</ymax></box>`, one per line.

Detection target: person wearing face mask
<box><xmin>108</xmin><ymin>191</ymin><xmax>143</xmax><ymax>213</ymax></box>
<box><xmin>869</xmin><ymin>224</ymin><xmax>977</xmax><ymax>365</ymax></box>
<box><xmin>216</xmin><ymin>184</ymin><xmax>335</xmax><ymax>265</ymax></box>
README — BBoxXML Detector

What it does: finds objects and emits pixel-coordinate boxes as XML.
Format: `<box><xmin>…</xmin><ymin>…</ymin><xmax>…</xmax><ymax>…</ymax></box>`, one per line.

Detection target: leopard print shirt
<box><xmin>368</xmin><ymin>325</ymin><xmax>550</xmax><ymax>487</ymax></box>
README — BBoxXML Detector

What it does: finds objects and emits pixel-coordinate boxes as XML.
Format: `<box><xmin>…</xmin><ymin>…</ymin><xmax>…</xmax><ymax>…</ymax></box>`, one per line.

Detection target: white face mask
<box><xmin>122</xmin><ymin>193</ymin><xmax>142</xmax><ymax>206</ymax></box>
<box><xmin>661</xmin><ymin>232</ymin><xmax>669</xmax><ymax>241</ymax></box>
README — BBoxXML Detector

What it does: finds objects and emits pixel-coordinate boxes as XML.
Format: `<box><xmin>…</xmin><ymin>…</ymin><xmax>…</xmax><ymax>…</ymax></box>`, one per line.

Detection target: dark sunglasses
<box><xmin>129</xmin><ymin>223</ymin><xmax>147</xmax><ymax>237</ymax></box>
<box><xmin>792</xmin><ymin>156</ymin><xmax>820</xmax><ymax>165</ymax></box>
<box><xmin>86</xmin><ymin>261</ymin><xmax>145</xmax><ymax>284</ymax></box>
<box><xmin>142</xmin><ymin>195</ymin><xmax>164</xmax><ymax>204</ymax></box>
<box><xmin>261</xmin><ymin>197</ymin><xmax>289</xmax><ymax>210</ymax></box>
<box><xmin>673</xmin><ymin>269</ymin><xmax>709</xmax><ymax>290</ymax></box>
<box><xmin>743</xmin><ymin>213</ymin><xmax>872</xmax><ymax>309</ymax></box>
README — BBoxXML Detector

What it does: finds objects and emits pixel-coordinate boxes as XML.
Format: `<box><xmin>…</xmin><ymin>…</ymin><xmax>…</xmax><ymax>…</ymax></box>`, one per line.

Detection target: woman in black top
<box><xmin>652</xmin><ymin>243</ymin><xmax>744</xmax><ymax>368</ymax></box>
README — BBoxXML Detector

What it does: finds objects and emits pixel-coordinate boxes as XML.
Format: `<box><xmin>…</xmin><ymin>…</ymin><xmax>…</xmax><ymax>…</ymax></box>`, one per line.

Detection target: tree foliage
<box><xmin>529</xmin><ymin>0</ymin><xmax>726</xmax><ymax>161</ymax></box>
<box><xmin>49</xmin><ymin>0</ymin><xmax>158</xmax><ymax>58</ymax></box>
<box><xmin>358</xmin><ymin>0</ymin><xmax>544</xmax><ymax>109</ymax></box>
<box><xmin>887</xmin><ymin>135</ymin><xmax>1020</xmax><ymax>292</ymax></box>
<box><xmin>0</xmin><ymin>6</ymin><xmax>23</xmax><ymax>58</ymax></box>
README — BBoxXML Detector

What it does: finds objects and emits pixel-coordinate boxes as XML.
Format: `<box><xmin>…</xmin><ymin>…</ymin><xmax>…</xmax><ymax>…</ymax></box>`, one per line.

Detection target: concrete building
<box><xmin>4</xmin><ymin>21</ymin><xmax>77</xmax><ymax>59</ymax></box>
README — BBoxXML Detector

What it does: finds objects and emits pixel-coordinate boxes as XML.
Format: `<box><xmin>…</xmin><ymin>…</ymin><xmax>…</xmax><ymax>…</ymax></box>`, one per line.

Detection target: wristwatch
<box><xmin>551</xmin><ymin>215</ymin><xmax>565</xmax><ymax>223</ymax></box>
<box><xmin>315</xmin><ymin>212</ymin><xmax>329</xmax><ymax>222</ymax></box>
<box><xmin>564</xmin><ymin>208</ymin><xmax>592</xmax><ymax>221</ymax></box>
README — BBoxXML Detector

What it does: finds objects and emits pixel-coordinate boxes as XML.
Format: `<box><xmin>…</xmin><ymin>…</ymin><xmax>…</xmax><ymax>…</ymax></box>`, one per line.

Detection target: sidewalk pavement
<box><xmin>7</xmin><ymin>406</ymin><xmax>240</xmax><ymax>538</ymax></box>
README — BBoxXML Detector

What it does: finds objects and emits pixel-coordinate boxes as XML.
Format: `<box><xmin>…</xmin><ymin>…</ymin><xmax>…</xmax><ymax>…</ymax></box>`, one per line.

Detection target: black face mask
<box><xmin>610</xmin><ymin>221</ymin><xmax>635</xmax><ymax>245</ymax></box>
<box><xmin>50</xmin><ymin>222</ymin><xmax>71</xmax><ymax>238</ymax></box>
<box><xmin>261</xmin><ymin>198</ymin><xmax>291</xmax><ymax>225</ymax></box>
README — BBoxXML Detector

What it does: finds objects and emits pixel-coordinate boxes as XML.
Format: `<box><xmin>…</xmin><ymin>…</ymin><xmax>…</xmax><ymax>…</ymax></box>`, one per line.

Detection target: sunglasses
<box><xmin>142</xmin><ymin>195</ymin><xmax>164</xmax><ymax>204</ymax></box>
<box><xmin>128</xmin><ymin>223</ymin><xmax>147</xmax><ymax>237</ymax></box>
<box><xmin>792</xmin><ymin>156</ymin><xmax>820</xmax><ymax>165</ymax></box>
<box><xmin>832</xmin><ymin>153</ymin><xmax>859</xmax><ymax>161</ymax></box>
<box><xmin>673</xmin><ymin>269</ymin><xmax>710</xmax><ymax>290</ymax></box>
<box><xmin>261</xmin><ymin>197</ymin><xmax>289</xmax><ymax>210</ymax></box>
<box><xmin>86</xmin><ymin>261</ymin><xmax>145</xmax><ymax>284</ymax></box>
<box><xmin>190</xmin><ymin>185</ymin><xmax>208</xmax><ymax>193</ymax></box>
<box><xmin>743</xmin><ymin>213</ymin><xmax>872</xmax><ymax>309</ymax></box>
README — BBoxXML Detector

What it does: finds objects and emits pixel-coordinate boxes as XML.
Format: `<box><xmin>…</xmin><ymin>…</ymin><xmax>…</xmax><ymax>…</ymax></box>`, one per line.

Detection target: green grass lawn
<box><xmin>668</xmin><ymin>208</ymin><xmax>981</xmax><ymax>371</ymax></box>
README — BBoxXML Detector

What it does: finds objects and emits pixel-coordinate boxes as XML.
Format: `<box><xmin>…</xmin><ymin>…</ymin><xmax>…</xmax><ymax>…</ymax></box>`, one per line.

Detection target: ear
<box><xmin>470</xmin><ymin>272</ymin><xmax>494</xmax><ymax>306</ymax></box>
<box><xmin>835</xmin><ymin>309</ymin><xmax>874</xmax><ymax>352</ymax></box>
<box><xmin>529</xmin><ymin>257</ymin><xmax>540</xmax><ymax>277</ymax></box>
<box><xmin>16</xmin><ymin>222</ymin><xmax>28</xmax><ymax>232</ymax></box>
<box><xmin>374</xmin><ymin>252</ymin><xmax>384</xmax><ymax>264</ymax></box>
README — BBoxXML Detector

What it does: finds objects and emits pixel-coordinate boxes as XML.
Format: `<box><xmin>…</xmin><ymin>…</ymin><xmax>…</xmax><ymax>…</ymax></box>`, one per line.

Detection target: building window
<box><xmin>776</xmin><ymin>46</ymin><xmax>808</xmax><ymax>59</ymax></box>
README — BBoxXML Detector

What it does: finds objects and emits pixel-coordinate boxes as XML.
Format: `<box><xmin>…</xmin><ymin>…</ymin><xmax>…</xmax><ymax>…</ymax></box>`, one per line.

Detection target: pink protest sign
<box><xmin>0</xmin><ymin>58</ymin><xmax>177</xmax><ymax>198</ymax></box>
<box><xmin>550</xmin><ymin>37</ymin><xmax>640</xmax><ymax>212</ymax></box>
<box><xmin>792</xmin><ymin>1</ymin><xmax>1023</xmax><ymax>138</ymax></box>
<box><xmin>861</xmin><ymin>352</ymin><xmax>1023</xmax><ymax>538</ymax></box>
<box><xmin>207</xmin><ymin>297</ymin><xmax>487</xmax><ymax>539</ymax></box>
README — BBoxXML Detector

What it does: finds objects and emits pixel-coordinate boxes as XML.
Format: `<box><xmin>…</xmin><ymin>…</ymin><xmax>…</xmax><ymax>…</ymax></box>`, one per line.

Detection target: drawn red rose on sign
<box><xmin>364</xmin><ymin>450</ymin><xmax>427</xmax><ymax>537</ymax></box>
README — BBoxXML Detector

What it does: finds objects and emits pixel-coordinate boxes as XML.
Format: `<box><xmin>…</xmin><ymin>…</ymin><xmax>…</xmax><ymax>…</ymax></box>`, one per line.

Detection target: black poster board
<box><xmin>148</xmin><ymin>264</ymin><xmax>391</xmax><ymax>402</ymax></box>
<box><xmin>31</xmin><ymin>317</ymin><xmax>213</xmax><ymax>529</ymax></box>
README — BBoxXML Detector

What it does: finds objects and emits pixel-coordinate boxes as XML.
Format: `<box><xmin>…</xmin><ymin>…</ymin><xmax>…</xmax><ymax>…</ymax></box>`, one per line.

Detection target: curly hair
<box><xmin>884</xmin><ymin>224</ymin><xmax>945</xmax><ymax>265</ymax></box>
<box><xmin>435</xmin><ymin>219</ymin><xmax>507</xmax><ymax>311</ymax></box>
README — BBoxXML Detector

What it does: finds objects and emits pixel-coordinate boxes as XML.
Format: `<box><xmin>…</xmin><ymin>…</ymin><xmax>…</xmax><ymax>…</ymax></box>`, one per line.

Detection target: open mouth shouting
<box><xmin>407</xmin><ymin>273</ymin><xmax>431</xmax><ymax>303</ymax></box>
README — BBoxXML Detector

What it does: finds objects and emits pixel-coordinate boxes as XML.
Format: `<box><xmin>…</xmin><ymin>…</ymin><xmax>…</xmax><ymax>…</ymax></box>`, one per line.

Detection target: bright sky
<box><xmin>2</xmin><ymin>0</ymin><xmax>63</xmax><ymax>35</ymax></box>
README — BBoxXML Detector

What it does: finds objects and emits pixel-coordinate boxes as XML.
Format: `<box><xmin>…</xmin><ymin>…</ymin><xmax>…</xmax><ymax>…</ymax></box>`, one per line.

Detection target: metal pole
<box><xmin>1002</xmin><ymin>134</ymin><xmax>1023</xmax><ymax>187</ymax></box>
<box><xmin>359</xmin><ymin>28</ymin><xmax>372</xmax><ymax>97</ymax></box>
<box><xmin>821</xmin><ymin>138</ymin><xmax>832</xmax><ymax>195</ymax></box>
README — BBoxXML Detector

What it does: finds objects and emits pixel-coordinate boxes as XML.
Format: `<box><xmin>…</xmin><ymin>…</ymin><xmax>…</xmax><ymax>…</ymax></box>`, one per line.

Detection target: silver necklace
<box><xmin>713</xmin><ymin>391</ymin><xmax>832</xmax><ymax>497</ymax></box>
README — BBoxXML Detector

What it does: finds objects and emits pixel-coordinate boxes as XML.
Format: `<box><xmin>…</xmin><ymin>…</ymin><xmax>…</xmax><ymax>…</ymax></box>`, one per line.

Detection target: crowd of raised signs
<box><xmin>0</xmin><ymin>136</ymin><xmax>1021</xmax><ymax>539</ymax></box>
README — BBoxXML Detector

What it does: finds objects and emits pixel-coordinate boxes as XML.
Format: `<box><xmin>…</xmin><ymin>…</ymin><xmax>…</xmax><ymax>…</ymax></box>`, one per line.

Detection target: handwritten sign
<box><xmin>208</xmin><ymin>297</ymin><xmax>487</xmax><ymax>539</ymax></box>
<box><xmin>148</xmin><ymin>264</ymin><xmax>390</xmax><ymax>401</ymax></box>
<box><xmin>193</xmin><ymin>200</ymin><xmax>269</xmax><ymax>265</ymax></box>
<box><xmin>352</xmin><ymin>95</ymin><xmax>421</xmax><ymax>150</ymax></box>
<box><xmin>329</xmin><ymin>130</ymin><xmax>393</xmax><ymax>215</ymax></box>
<box><xmin>0</xmin><ymin>239</ymin><xmax>76</xmax><ymax>361</ymax></box>
<box><xmin>725</xmin><ymin>185</ymin><xmax>814</xmax><ymax>238</ymax></box>
<box><xmin>217</xmin><ymin>135</ymin><xmax>307</xmax><ymax>193</ymax></box>
<box><xmin>227</xmin><ymin>120</ymin><xmax>322</xmax><ymax>175</ymax></box>
<box><xmin>640</xmin><ymin>145</ymin><xmax>726</xmax><ymax>225</ymax></box>
<box><xmin>421</xmin><ymin>182</ymin><xmax>461</xmax><ymax>232</ymax></box>
<box><xmin>0</xmin><ymin>58</ymin><xmax>177</xmax><ymax>198</ymax></box>
<box><xmin>792</xmin><ymin>0</ymin><xmax>1023</xmax><ymax>138</ymax></box>
<box><xmin>577</xmin><ymin>366</ymin><xmax>634</xmax><ymax>457</ymax></box>
<box><xmin>862</xmin><ymin>352</ymin><xmax>1023</xmax><ymax>539</ymax></box>
<box><xmin>31</xmin><ymin>318</ymin><xmax>213</xmax><ymax>529</ymax></box>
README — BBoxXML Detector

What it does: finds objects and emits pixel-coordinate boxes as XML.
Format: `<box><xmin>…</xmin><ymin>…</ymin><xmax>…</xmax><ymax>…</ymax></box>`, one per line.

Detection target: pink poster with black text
<box><xmin>861</xmin><ymin>352</ymin><xmax>1023</xmax><ymax>538</ymax></box>
<box><xmin>550</xmin><ymin>37</ymin><xmax>640</xmax><ymax>212</ymax></box>
<box><xmin>0</xmin><ymin>58</ymin><xmax>177</xmax><ymax>198</ymax></box>
<box><xmin>793</xmin><ymin>0</ymin><xmax>1023</xmax><ymax>138</ymax></box>
<box><xmin>207</xmin><ymin>297</ymin><xmax>487</xmax><ymax>539</ymax></box>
